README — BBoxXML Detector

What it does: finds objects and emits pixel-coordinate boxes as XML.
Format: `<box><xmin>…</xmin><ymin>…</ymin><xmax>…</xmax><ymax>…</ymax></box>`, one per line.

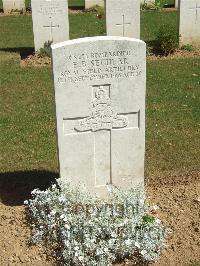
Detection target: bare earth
<box><xmin>20</xmin><ymin>49</ymin><xmax>200</xmax><ymax>68</ymax></box>
<box><xmin>0</xmin><ymin>171</ymin><xmax>199</xmax><ymax>266</ymax></box>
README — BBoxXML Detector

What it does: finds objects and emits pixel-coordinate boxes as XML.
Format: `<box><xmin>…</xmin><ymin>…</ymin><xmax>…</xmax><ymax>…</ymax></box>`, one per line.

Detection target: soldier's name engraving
<box><xmin>57</xmin><ymin>49</ymin><xmax>142</xmax><ymax>84</ymax></box>
<box><xmin>37</xmin><ymin>4</ymin><xmax>64</xmax><ymax>16</ymax></box>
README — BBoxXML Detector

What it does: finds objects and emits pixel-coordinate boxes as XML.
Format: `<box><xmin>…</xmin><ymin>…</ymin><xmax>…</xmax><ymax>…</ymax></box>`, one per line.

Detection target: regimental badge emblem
<box><xmin>74</xmin><ymin>85</ymin><xmax>128</xmax><ymax>132</ymax></box>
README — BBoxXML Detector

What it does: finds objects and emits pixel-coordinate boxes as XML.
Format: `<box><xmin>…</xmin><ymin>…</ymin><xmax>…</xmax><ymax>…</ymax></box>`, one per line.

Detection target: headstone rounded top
<box><xmin>51</xmin><ymin>36</ymin><xmax>146</xmax><ymax>50</ymax></box>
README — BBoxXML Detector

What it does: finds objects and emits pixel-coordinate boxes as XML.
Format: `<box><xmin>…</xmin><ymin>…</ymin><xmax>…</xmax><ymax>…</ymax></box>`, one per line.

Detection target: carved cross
<box><xmin>116</xmin><ymin>15</ymin><xmax>131</xmax><ymax>36</ymax></box>
<box><xmin>63</xmin><ymin>84</ymin><xmax>140</xmax><ymax>187</ymax></box>
<box><xmin>189</xmin><ymin>2</ymin><xmax>200</xmax><ymax>23</ymax></box>
<box><xmin>43</xmin><ymin>21</ymin><xmax>59</xmax><ymax>42</ymax></box>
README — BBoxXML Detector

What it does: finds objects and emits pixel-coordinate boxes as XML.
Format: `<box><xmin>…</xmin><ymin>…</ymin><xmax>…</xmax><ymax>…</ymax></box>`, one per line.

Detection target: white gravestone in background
<box><xmin>175</xmin><ymin>0</ymin><xmax>178</xmax><ymax>8</ymax></box>
<box><xmin>179</xmin><ymin>0</ymin><xmax>200</xmax><ymax>47</ymax></box>
<box><xmin>31</xmin><ymin>0</ymin><xmax>69</xmax><ymax>52</ymax></box>
<box><xmin>85</xmin><ymin>0</ymin><xmax>104</xmax><ymax>9</ymax></box>
<box><xmin>106</xmin><ymin>0</ymin><xmax>140</xmax><ymax>39</ymax></box>
<box><xmin>52</xmin><ymin>36</ymin><xmax>146</xmax><ymax>197</ymax></box>
<box><xmin>2</xmin><ymin>0</ymin><xmax>25</xmax><ymax>14</ymax></box>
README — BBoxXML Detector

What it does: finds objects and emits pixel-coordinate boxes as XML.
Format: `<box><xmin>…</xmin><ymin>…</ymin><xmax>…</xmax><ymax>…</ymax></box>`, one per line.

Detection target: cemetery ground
<box><xmin>0</xmin><ymin>7</ymin><xmax>200</xmax><ymax>266</ymax></box>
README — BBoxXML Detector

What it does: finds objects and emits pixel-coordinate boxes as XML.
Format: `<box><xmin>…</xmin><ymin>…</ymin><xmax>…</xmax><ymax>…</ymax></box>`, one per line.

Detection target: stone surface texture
<box><xmin>2</xmin><ymin>0</ymin><xmax>25</xmax><ymax>13</ymax></box>
<box><xmin>179</xmin><ymin>0</ymin><xmax>200</xmax><ymax>47</ymax></box>
<box><xmin>85</xmin><ymin>0</ymin><xmax>104</xmax><ymax>8</ymax></box>
<box><xmin>106</xmin><ymin>0</ymin><xmax>140</xmax><ymax>39</ymax></box>
<box><xmin>52</xmin><ymin>36</ymin><xmax>146</xmax><ymax>197</ymax></box>
<box><xmin>31</xmin><ymin>0</ymin><xmax>69</xmax><ymax>52</ymax></box>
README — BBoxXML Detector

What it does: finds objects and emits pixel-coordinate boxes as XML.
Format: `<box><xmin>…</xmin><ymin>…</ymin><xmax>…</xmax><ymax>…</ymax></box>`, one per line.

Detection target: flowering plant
<box><xmin>25</xmin><ymin>179</ymin><xmax>166</xmax><ymax>265</ymax></box>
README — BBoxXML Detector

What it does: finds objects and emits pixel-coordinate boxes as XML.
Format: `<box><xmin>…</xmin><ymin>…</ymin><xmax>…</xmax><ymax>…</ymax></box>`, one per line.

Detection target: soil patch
<box><xmin>148</xmin><ymin>49</ymin><xmax>200</xmax><ymax>60</ymax></box>
<box><xmin>20</xmin><ymin>49</ymin><xmax>200</xmax><ymax>68</ymax></box>
<box><xmin>20</xmin><ymin>54</ymin><xmax>51</xmax><ymax>67</ymax></box>
<box><xmin>0</xmin><ymin>171</ymin><xmax>199</xmax><ymax>265</ymax></box>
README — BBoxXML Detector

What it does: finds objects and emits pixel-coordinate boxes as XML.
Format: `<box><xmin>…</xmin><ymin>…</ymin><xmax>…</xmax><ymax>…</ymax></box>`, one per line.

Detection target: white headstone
<box><xmin>31</xmin><ymin>0</ymin><xmax>69</xmax><ymax>52</ymax></box>
<box><xmin>106</xmin><ymin>0</ymin><xmax>140</xmax><ymax>38</ymax></box>
<box><xmin>85</xmin><ymin>0</ymin><xmax>104</xmax><ymax>9</ymax></box>
<box><xmin>179</xmin><ymin>0</ymin><xmax>200</xmax><ymax>47</ymax></box>
<box><xmin>175</xmin><ymin>0</ymin><xmax>178</xmax><ymax>8</ymax></box>
<box><xmin>2</xmin><ymin>0</ymin><xmax>25</xmax><ymax>14</ymax></box>
<box><xmin>52</xmin><ymin>36</ymin><xmax>146</xmax><ymax>197</ymax></box>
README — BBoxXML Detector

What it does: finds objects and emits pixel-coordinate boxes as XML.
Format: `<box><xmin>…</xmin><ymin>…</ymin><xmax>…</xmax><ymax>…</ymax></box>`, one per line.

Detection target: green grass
<box><xmin>68</xmin><ymin>0</ymin><xmax>85</xmax><ymax>7</ymax></box>
<box><xmin>0</xmin><ymin>52</ymin><xmax>199</xmax><ymax>176</ymax></box>
<box><xmin>0</xmin><ymin>10</ymin><xmax>177</xmax><ymax>49</ymax></box>
<box><xmin>141</xmin><ymin>10</ymin><xmax>177</xmax><ymax>41</ymax></box>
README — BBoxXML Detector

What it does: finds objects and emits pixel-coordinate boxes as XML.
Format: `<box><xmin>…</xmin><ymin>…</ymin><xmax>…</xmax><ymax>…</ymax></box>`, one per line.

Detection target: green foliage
<box><xmin>146</xmin><ymin>45</ymin><xmax>154</xmax><ymax>56</ymax></box>
<box><xmin>143</xmin><ymin>215</ymin><xmax>156</xmax><ymax>223</ymax></box>
<box><xmin>85</xmin><ymin>5</ymin><xmax>105</xmax><ymax>18</ymax></box>
<box><xmin>38</xmin><ymin>41</ymin><xmax>52</xmax><ymax>58</ymax></box>
<box><xmin>141</xmin><ymin>0</ymin><xmax>161</xmax><ymax>10</ymax></box>
<box><xmin>25</xmin><ymin>180</ymin><xmax>166</xmax><ymax>265</ymax></box>
<box><xmin>156</xmin><ymin>24</ymin><xmax>178</xmax><ymax>55</ymax></box>
<box><xmin>181</xmin><ymin>44</ymin><xmax>194</xmax><ymax>52</ymax></box>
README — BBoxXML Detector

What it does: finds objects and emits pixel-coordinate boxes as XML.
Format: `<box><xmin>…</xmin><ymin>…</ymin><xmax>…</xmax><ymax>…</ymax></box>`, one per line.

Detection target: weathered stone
<box><xmin>52</xmin><ymin>36</ymin><xmax>146</xmax><ymax>197</ymax></box>
<box><xmin>106</xmin><ymin>0</ymin><xmax>140</xmax><ymax>38</ymax></box>
<box><xmin>2</xmin><ymin>0</ymin><xmax>25</xmax><ymax>14</ymax></box>
<box><xmin>31</xmin><ymin>0</ymin><xmax>69</xmax><ymax>52</ymax></box>
<box><xmin>179</xmin><ymin>0</ymin><xmax>200</xmax><ymax>47</ymax></box>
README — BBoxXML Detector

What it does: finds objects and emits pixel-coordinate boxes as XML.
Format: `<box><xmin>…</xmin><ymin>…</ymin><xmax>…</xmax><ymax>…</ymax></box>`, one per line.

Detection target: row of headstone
<box><xmin>31</xmin><ymin>0</ymin><xmax>141</xmax><ymax>51</ymax></box>
<box><xmin>2</xmin><ymin>0</ymin><xmax>25</xmax><ymax>14</ymax></box>
<box><xmin>1</xmin><ymin>0</ymin><xmax>180</xmax><ymax>14</ymax></box>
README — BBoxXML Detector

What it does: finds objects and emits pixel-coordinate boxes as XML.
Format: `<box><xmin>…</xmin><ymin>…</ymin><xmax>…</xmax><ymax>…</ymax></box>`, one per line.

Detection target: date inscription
<box><xmin>57</xmin><ymin>49</ymin><xmax>142</xmax><ymax>84</ymax></box>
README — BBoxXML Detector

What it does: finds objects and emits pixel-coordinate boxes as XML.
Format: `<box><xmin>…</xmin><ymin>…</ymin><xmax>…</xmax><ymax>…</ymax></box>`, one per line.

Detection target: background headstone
<box><xmin>175</xmin><ymin>0</ymin><xmax>178</xmax><ymax>8</ymax></box>
<box><xmin>31</xmin><ymin>0</ymin><xmax>69</xmax><ymax>52</ymax></box>
<box><xmin>2</xmin><ymin>0</ymin><xmax>25</xmax><ymax>14</ymax></box>
<box><xmin>106</xmin><ymin>0</ymin><xmax>140</xmax><ymax>38</ymax></box>
<box><xmin>85</xmin><ymin>0</ymin><xmax>104</xmax><ymax>9</ymax></box>
<box><xmin>52</xmin><ymin>36</ymin><xmax>146</xmax><ymax>197</ymax></box>
<box><xmin>178</xmin><ymin>0</ymin><xmax>200</xmax><ymax>47</ymax></box>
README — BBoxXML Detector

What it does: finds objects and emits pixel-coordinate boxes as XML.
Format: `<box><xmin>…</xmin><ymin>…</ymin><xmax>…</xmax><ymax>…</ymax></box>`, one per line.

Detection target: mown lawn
<box><xmin>0</xmin><ymin>9</ymin><xmax>199</xmax><ymax>178</ymax></box>
<box><xmin>0</xmin><ymin>10</ymin><xmax>177</xmax><ymax>49</ymax></box>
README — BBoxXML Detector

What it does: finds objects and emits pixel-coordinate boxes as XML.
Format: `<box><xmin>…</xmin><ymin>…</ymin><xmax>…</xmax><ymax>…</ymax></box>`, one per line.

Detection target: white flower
<box><xmin>64</xmin><ymin>224</ymin><xmax>70</xmax><ymax>230</ymax></box>
<box><xmin>135</xmin><ymin>241</ymin><xmax>140</xmax><ymax>248</ymax></box>
<box><xmin>155</xmin><ymin>218</ymin><xmax>161</xmax><ymax>224</ymax></box>
<box><xmin>78</xmin><ymin>256</ymin><xmax>84</xmax><ymax>261</ymax></box>
<box><xmin>125</xmin><ymin>239</ymin><xmax>132</xmax><ymax>245</ymax></box>
<box><xmin>50</xmin><ymin>210</ymin><xmax>56</xmax><ymax>215</ymax></box>
<box><xmin>141</xmin><ymin>249</ymin><xmax>147</xmax><ymax>255</ymax></box>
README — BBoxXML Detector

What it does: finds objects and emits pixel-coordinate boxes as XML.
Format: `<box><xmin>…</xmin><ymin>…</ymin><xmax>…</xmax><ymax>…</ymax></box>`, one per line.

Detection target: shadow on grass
<box><xmin>0</xmin><ymin>170</ymin><xmax>58</xmax><ymax>206</ymax></box>
<box><xmin>163</xmin><ymin>4</ymin><xmax>175</xmax><ymax>8</ymax></box>
<box><xmin>69</xmin><ymin>5</ymin><xmax>85</xmax><ymax>10</ymax></box>
<box><xmin>0</xmin><ymin>47</ymin><xmax>34</xmax><ymax>59</ymax></box>
<box><xmin>145</xmin><ymin>40</ymin><xmax>163</xmax><ymax>55</ymax></box>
